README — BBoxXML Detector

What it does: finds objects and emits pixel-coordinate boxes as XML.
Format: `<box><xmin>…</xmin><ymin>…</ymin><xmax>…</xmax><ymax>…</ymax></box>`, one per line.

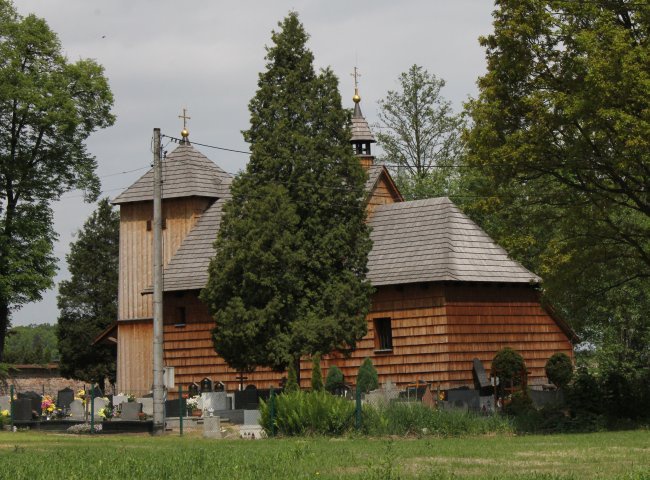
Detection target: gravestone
<box><xmin>18</xmin><ymin>391</ymin><xmax>41</xmax><ymax>414</ymax></box>
<box><xmin>235</xmin><ymin>386</ymin><xmax>258</xmax><ymax>410</ymax></box>
<box><xmin>92</xmin><ymin>397</ymin><xmax>107</xmax><ymax>419</ymax></box>
<box><xmin>56</xmin><ymin>388</ymin><xmax>75</xmax><ymax>411</ymax></box>
<box><xmin>243</xmin><ymin>409</ymin><xmax>260</xmax><ymax>426</ymax></box>
<box><xmin>472</xmin><ymin>358</ymin><xmax>493</xmax><ymax>395</ymax></box>
<box><xmin>69</xmin><ymin>399</ymin><xmax>85</xmax><ymax>420</ymax></box>
<box><xmin>113</xmin><ymin>394</ymin><xmax>128</xmax><ymax>408</ymax></box>
<box><xmin>447</xmin><ymin>388</ymin><xmax>480</xmax><ymax>410</ymax></box>
<box><xmin>188</xmin><ymin>383</ymin><xmax>200</xmax><ymax>398</ymax></box>
<box><xmin>382</xmin><ymin>380</ymin><xmax>400</xmax><ymax>401</ymax></box>
<box><xmin>203</xmin><ymin>416</ymin><xmax>221</xmax><ymax>439</ymax></box>
<box><xmin>214</xmin><ymin>381</ymin><xmax>225</xmax><ymax>392</ymax></box>
<box><xmin>200</xmin><ymin>377</ymin><xmax>213</xmax><ymax>393</ymax></box>
<box><xmin>421</xmin><ymin>388</ymin><xmax>436</xmax><ymax>408</ymax></box>
<box><xmin>0</xmin><ymin>395</ymin><xmax>10</xmax><ymax>412</ymax></box>
<box><xmin>12</xmin><ymin>398</ymin><xmax>32</xmax><ymax>421</ymax></box>
<box><xmin>121</xmin><ymin>402</ymin><xmax>142</xmax><ymax>421</ymax></box>
<box><xmin>165</xmin><ymin>398</ymin><xmax>185</xmax><ymax>417</ymax></box>
<box><xmin>202</xmin><ymin>392</ymin><xmax>229</xmax><ymax>412</ymax></box>
<box><xmin>137</xmin><ymin>397</ymin><xmax>153</xmax><ymax>416</ymax></box>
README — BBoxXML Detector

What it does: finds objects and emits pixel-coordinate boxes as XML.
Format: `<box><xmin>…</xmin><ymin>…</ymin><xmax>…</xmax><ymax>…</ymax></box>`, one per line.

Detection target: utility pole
<box><xmin>152</xmin><ymin>127</ymin><xmax>165</xmax><ymax>435</ymax></box>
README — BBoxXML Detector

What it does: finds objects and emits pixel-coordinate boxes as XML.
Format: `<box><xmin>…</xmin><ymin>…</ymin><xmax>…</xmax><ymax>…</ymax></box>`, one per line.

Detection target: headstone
<box><xmin>200</xmin><ymin>377</ymin><xmax>213</xmax><ymax>393</ymax></box>
<box><xmin>203</xmin><ymin>415</ymin><xmax>221</xmax><ymax>439</ymax></box>
<box><xmin>92</xmin><ymin>397</ymin><xmax>107</xmax><ymax>419</ymax></box>
<box><xmin>421</xmin><ymin>388</ymin><xmax>436</xmax><ymax>408</ymax></box>
<box><xmin>164</xmin><ymin>398</ymin><xmax>185</xmax><ymax>417</ymax></box>
<box><xmin>235</xmin><ymin>386</ymin><xmax>258</xmax><ymax>409</ymax></box>
<box><xmin>243</xmin><ymin>409</ymin><xmax>260</xmax><ymax>426</ymax></box>
<box><xmin>113</xmin><ymin>394</ymin><xmax>128</xmax><ymax>408</ymax></box>
<box><xmin>0</xmin><ymin>395</ymin><xmax>10</xmax><ymax>412</ymax></box>
<box><xmin>137</xmin><ymin>397</ymin><xmax>153</xmax><ymax>416</ymax></box>
<box><xmin>12</xmin><ymin>398</ymin><xmax>32</xmax><ymax>421</ymax></box>
<box><xmin>214</xmin><ymin>381</ymin><xmax>225</xmax><ymax>392</ymax></box>
<box><xmin>18</xmin><ymin>391</ymin><xmax>41</xmax><ymax>414</ymax></box>
<box><xmin>201</xmin><ymin>392</ymin><xmax>229</xmax><ymax>412</ymax></box>
<box><xmin>188</xmin><ymin>383</ymin><xmax>200</xmax><ymax>398</ymax></box>
<box><xmin>56</xmin><ymin>388</ymin><xmax>75</xmax><ymax>411</ymax></box>
<box><xmin>472</xmin><ymin>358</ymin><xmax>493</xmax><ymax>394</ymax></box>
<box><xmin>382</xmin><ymin>380</ymin><xmax>400</xmax><ymax>401</ymax></box>
<box><xmin>69</xmin><ymin>399</ymin><xmax>85</xmax><ymax>420</ymax></box>
<box><xmin>447</xmin><ymin>388</ymin><xmax>480</xmax><ymax>410</ymax></box>
<box><xmin>121</xmin><ymin>401</ymin><xmax>142</xmax><ymax>421</ymax></box>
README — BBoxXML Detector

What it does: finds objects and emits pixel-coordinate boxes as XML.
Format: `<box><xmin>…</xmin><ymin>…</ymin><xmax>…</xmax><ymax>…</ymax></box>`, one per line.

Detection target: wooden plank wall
<box><xmin>118</xmin><ymin>197</ymin><xmax>210</xmax><ymax>320</ymax></box>
<box><xmin>117</xmin><ymin>321</ymin><xmax>153</xmax><ymax>394</ymax></box>
<box><xmin>117</xmin><ymin>197</ymin><xmax>210</xmax><ymax>393</ymax></box>
<box><xmin>443</xmin><ymin>284</ymin><xmax>574</xmax><ymax>388</ymax></box>
<box><xmin>160</xmin><ymin>283</ymin><xmax>574</xmax><ymax>393</ymax></box>
<box><xmin>366</xmin><ymin>176</ymin><xmax>399</xmax><ymax>216</ymax></box>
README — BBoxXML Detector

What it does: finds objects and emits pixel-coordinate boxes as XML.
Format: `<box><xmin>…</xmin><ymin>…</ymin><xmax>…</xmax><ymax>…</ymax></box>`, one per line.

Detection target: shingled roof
<box><xmin>366</xmin><ymin>197</ymin><xmax>540</xmax><ymax>286</ymax></box>
<box><xmin>351</xmin><ymin>102</ymin><xmax>375</xmax><ymax>143</ymax></box>
<box><xmin>112</xmin><ymin>143</ymin><xmax>231</xmax><ymax>204</ymax></box>
<box><xmin>161</xmin><ymin>197</ymin><xmax>229</xmax><ymax>291</ymax></box>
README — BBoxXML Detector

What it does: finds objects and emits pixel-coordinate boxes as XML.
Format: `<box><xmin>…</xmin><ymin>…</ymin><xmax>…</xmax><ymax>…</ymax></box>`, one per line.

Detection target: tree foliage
<box><xmin>356</xmin><ymin>357</ymin><xmax>379</xmax><ymax>393</ymax></box>
<box><xmin>545</xmin><ymin>352</ymin><xmax>573</xmax><ymax>389</ymax></box>
<box><xmin>4</xmin><ymin>323</ymin><xmax>57</xmax><ymax>364</ymax></box>
<box><xmin>464</xmin><ymin>0</ymin><xmax>650</xmax><ymax>363</ymax></box>
<box><xmin>492</xmin><ymin>347</ymin><xmax>526</xmax><ymax>386</ymax></box>
<box><xmin>285</xmin><ymin>362</ymin><xmax>299</xmax><ymax>393</ymax></box>
<box><xmin>376</xmin><ymin>64</ymin><xmax>463</xmax><ymax>199</ymax></box>
<box><xmin>57</xmin><ymin>199</ymin><xmax>119</xmax><ymax>387</ymax></box>
<box><xmin>325</xmin><ymin>365</ymin><xmax>344</xmax><ymax>393</ymax></box>
<box><xmin>0</xmin><ymin>1</ymin><xmax>115</xmax><ymax>361</ymax></box>
<box><xmin>201</xmin><ymin>13</ymin><xmax>372</xmax><ymax>378</ymax></box>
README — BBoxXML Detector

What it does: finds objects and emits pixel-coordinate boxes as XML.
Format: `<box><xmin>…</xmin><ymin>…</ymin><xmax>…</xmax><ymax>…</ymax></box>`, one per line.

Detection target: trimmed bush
<box><xmin>492</xmin><ymin>347</ymin><xmax>526</xmax><ymax>386</ymax></box>
<box><xmin>311</xmin><ymin>354</ymin><xmax>323</xmax><ymax>392</ymax></box>
<box><xmin>545</xmin><ymin>352</ymin><xmax>573</xmax><ymax>388</ymax></box>
<box><xmin>325</xmin><ymin>365</ymin><xmax>344</xmax><ymax>393</ymax></box>
<box><xmin>357</xmin><ymin>357</ymin><xmax>379</xmax><ymax>393</ymax></box>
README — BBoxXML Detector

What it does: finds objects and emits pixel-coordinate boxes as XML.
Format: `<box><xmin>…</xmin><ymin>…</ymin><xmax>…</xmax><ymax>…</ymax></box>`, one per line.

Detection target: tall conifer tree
<box><xmin>201</xmin><ymin>13</ymin><xmax>372</xmax><ymax>382</ymax></box>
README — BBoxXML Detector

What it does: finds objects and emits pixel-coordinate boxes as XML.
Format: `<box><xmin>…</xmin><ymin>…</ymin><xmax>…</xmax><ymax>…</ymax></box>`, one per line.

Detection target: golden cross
<box><xmin>178</xmin><ymin>107</ymin><xmax>191</xmax><ymax>130</ymax></box>
<box><xmin>351</xmin><ymin>66</ymin><xmax>361</xmax><ymax>90</ymax></box>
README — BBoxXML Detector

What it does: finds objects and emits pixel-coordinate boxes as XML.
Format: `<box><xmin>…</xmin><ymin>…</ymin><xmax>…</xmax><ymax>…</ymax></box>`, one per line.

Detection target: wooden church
<box><xmin>105</xmin><ymin>94</ymin><xmax>576</xmax><ymax>394</ymax></box>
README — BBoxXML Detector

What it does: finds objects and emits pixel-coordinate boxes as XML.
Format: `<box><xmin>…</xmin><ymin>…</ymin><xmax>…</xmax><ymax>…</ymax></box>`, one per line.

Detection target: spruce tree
<box><xmin>201</xmin><ymin>13</ymin><xmax>372</xmax><ymax>381</ymax></box>
<box><xmin>285</xmin><ymin>362</ymin><xmax>299</xmax><ymax>393</ymax></box>
<box><xmin>325</xmin><ymin>365</ymin><xmax>344</xmax><ymax>393</ymax></box>
<box><xmin>311</xmin><ymin>354</ymin><xmax>323</xmax><ymax>392</ymax></box>
<box><xmin>356</xmin><ymin>357</ymin><xmax>379</xmax><ymax>393</ymax></box>
<box><xmin>57</xmin><ymin>199</ymin><xmax>119</xmax><ymax>389</ymax></box>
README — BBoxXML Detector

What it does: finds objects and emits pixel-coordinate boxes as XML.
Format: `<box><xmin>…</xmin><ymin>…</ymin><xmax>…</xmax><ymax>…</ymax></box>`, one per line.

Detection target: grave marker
<box><xmin>56</xmin><ymin>388</ymin><xmax>75</xmax><ymax>412</ymax></box>
<box><xmin>121</xmin><ymin>402</ymin><xmax>142</xmax><ymax>421</ymax></box>
<box><xmin>12</xmin><ymin>398</ymin><xmax>32</xmax><ymax>421</ymax></box>
<box><xmin>69</xmin><ymin>399</ymin><xmax>85</xmax><ymax>420</ymax></box>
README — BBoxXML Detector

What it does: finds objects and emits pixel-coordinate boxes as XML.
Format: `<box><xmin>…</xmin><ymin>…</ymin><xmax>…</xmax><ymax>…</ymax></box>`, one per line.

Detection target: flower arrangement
<box><xmin>41</xmin><ymin>395</ymin><xmax>55</xmax><ymax>416</ymax></box>
<box><xmin>98</xmin><ymin>406</ymin><xmax>113</xmax><ymax>420</ymax></box>
<box><xmin>118</xmin><ymin>392</ymin><xmax>136</xmax><ymax>402</ymax></box>
<box><xmin>1</xmin><ymin>409</ymin><xmax>9</xmax><ymax>417</ymax></box>
<box><xmin>75</xmin><ymin>389</ymin><xmax>87</xmax><ymax>405</ymax></box>
<box><xmin>186</xmin><ymin>395</ymin><xmax>200</xmax><ymax>410</ymax></box>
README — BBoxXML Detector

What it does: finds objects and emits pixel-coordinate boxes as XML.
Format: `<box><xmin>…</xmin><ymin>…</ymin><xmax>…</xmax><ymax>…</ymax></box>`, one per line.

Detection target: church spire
<box><xmin>349</xmin><ymin>67</ymin><xmax>375</xmax><ymax>166</ymax></box>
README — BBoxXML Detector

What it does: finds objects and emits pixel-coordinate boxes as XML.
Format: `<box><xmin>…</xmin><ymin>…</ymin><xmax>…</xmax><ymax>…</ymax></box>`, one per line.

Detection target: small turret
<box><xmin>349</xmin><ymin>67</ymin><xmax>375</xmax><ymax>169</ymax></box>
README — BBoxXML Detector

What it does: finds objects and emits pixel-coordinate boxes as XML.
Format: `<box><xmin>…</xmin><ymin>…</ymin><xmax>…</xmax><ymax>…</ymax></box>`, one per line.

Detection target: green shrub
<box><xmin>504</xmin><ymin>390</ymin><xmax>534</xmax><ymax>417</ymax></box>
<box><xmin>285</xmin><ymin>363</ymin><xmax>299</xmax><ymax>393</ymax></box>
<box><xmin>357</xmin><ymin>357</ymin><xmax>379</xmax><ymax>393</ymax></box>
<box><xmin>545</xmin><ymin>353</ymin><xmax>573</xmax><ymax>388</ymax></box>
<box><xmin>259</xmin><ymin>390</ymin><xmax>355</xmax><ymax>436</ymax></box>
<box><xmin>361</xmin><ymin>402</ymin><xmax>512</xmax><ymax>437</ymax></box>
<box><xmin>310</xmin><ymin>354</ymin><xmax>323</xmax><ymax>392</ymax></box>
<box><xmin>325</xmin><ymin>365</ymin><xmax>344</xmax><ymax>393</ymax></box>
<box><xmin>493</xmin><ymin>347</ymin><xmax>526</xmax><ymax>393</ymax></box>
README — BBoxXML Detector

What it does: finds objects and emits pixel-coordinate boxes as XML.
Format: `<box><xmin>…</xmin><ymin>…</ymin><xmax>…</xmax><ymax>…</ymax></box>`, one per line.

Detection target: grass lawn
<box><xmin>0</xmin><ymin>430</ymin><xmax>648</xmax><ymax>479</ymax></box>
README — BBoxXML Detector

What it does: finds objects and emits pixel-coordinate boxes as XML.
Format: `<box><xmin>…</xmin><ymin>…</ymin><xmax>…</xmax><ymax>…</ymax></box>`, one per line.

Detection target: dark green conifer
<box><xmin>311</xmin><ymin>354</ymin><xmax>323</xmax><ymax>392</ymax></box>
<box><xmin>325</xmin><ymin>365</ymin><xmax>344</xmax><ymax>393</ymax></box>
<box><xmin>356</xmin><ymin>357</ymin><xmax>378</xmax><ymax>393</ymax></box>
<box><xmin>201</xmin><ymin>12</ymin><xmax>372</xmax><ymax>381</ymax></box>
<box><xmin>285</xmin><ymin>362</ymin><xmax>299</xmax><ymax>393</ymax></box>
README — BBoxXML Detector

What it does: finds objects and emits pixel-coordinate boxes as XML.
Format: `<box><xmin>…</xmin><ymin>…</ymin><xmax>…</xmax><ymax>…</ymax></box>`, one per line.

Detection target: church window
<box><xmin>174</xmin><ymin>306</ymin><xmax>186</xmax><ymax>327</ymax></box>
<box><xmin>374</xmin><ymin>317</ymin><xmax>393</xmax><ymax>351</ymax></box>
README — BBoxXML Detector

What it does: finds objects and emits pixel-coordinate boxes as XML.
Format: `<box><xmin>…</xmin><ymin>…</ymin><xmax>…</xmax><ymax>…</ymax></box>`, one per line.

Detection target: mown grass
<box><xmin>0</xmin><ymin>430</ymin><xmax>648</xmax><ymax>479</ymax></box>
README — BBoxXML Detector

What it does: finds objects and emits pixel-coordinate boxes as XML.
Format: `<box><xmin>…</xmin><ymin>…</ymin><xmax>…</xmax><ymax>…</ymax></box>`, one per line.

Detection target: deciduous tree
<box><xmin>376</xmin><ymin>65</ymin><xmax>463</xmax><ymax>199</ymax></box>
<box><xmin>0</xmin><ymin>1</ymin><xmax>115</xmax><ymax>361</ymax></box>
<box><xmin>201</xmin><ymin>13</ymin><xmax>372</xmax><ymax>384</ymax></box>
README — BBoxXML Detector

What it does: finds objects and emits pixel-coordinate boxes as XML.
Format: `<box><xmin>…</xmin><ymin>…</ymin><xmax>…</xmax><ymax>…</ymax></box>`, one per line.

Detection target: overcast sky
<box><xmin>11</xmin><ymin>0</ymin><xmax>495</xmax><ymax>326</ymax></box>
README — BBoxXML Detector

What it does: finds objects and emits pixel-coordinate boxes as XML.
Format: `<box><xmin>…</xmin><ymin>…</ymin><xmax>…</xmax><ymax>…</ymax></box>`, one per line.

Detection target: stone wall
<box><xmin>3</xmin><ymin>364</ymin><xmax>86</xmax><ymax>397</ymax></box>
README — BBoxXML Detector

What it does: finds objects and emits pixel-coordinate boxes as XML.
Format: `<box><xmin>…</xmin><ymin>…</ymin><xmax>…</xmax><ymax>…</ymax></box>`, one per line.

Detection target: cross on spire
<box><xmin>179</xmin><ymin>107</ymin><xmax>191</xmax><ymax>139</ymax></box>
<box><xmin>351</xmin><ymin>66</ymin><xmax>361</xmax><ymax>90</ymax></box>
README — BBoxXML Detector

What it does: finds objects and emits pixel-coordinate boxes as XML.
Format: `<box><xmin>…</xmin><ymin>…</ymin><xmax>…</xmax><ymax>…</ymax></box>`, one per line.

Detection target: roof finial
<box><xmin>179</xmin><ymin>107</ymin><xmax>191</xmax><ymax>140</ymax></box>
<box><xmin>351</xmin><ymin>66</ymin><xmax>361</xmax><ymax>104</ymax></box>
